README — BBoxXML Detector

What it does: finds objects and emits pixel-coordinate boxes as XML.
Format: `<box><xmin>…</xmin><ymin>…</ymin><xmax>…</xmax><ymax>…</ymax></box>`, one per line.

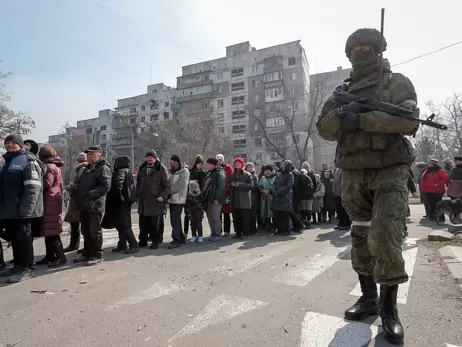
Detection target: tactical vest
<box><xmin>335</xmin><ymin>73</ymin><xmax>416</xmax><ymax>171</ymax></box>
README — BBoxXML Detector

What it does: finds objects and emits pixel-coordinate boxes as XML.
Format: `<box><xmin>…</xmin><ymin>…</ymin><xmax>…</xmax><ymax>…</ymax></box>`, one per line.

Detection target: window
<box><xmin>86</xmin><ymin>127</ymin><xmax>93</xmax><ymax>134</ymax></box>
<box><xmin>291</xmin><ymin>72</ymin><xmax>297</xmax><ymax>80</ymax></box>
<box><xmin>252</xmin><ymin>64</ymin><xmax>258</xmax><ymax>73</ymax></box>
<box><xmin>154</xmin><ymin>89</ymin><xmax>158</xmax><ymax>93</ymax></box>
<box><xmin>218</xmin><ymin>127</ymin><xmax>225</xmax><ymax>134</ymax></box>
<box><xmin>231</xmin><ymin>82</ymin><xmax>245</xmax><ymax>92</ymax></box>
<box><xmin>217</xmin><ymin>72</ymin><xmax>224</xmax><ymax>80</ymax></box>
<box><xmin>266</xmin><ymin>117</ymin><xmax>284</xmax><ymax>127</ymax></box>
<box><xmin>130</xmin><ymin>107</ymin><xmax>136</xmax><ymax>113</ymax></box>
<box><xmin>256</xmin><ymin>153</ymin><xmax>263</xmax><ymax>160</ymax></box>
<box><xmin>252</xmin><ymin>80</ymin><xmax>257</xmax><ymax>87</ymax></box>
<box><xmin>254</xmin><ymin>138</ymin><xmax>262</xmax><ymax>147</ymax></box>
<box><xmin>163</xmin><ymin>112</ymin><xmax>169</xmax><ymax>120</ymax></box>
<box><xmin>231</xmin><ymin>68</ymin><xmax>244</xmax><ymax>77</ymax></box>
<box><xmin>100</xmin><ymin>125</ymin><xmax>106</xmax><ymax>131</ymax></box>
<box><xmin>219</xmin><ymin>86</ymin><xmax>223</xmax><ymax>93</ymax></box>
<box><xmin>288</xmin><ymin>57</ymin><xmax>296</xmax><ymax>66</ymax></box>
<box><xmin>101</xmin><ymin>134</ymin><xmax>107</xmax><ymax>141</ymax></box>
<box><xmin>295</xmin><ymin>101</ymin><xmax>299</xmax><ymax>110</ymax></box>
<box><xmin>165</xmin><ymin>102</ymin><xmax>170</xmax><ymax>107</ymax></box>
<box><xmin>202</xmin><ymin>101</ymin><xmax>209</xmax><ymax>109</ymax></box>
<box><xmin>270</xmin><ymin>152</ymin><xmax>280</xmax><ymax>160</ymax></box>
<box><xmin>141</xmin><ymin>105</ymin><xmax>146</xmax><ymax>111</ymax></box>
<box><xmin>254</xmin><ymin>94</ymin><xmax>260</xmax><ymax>103</ymax></box>
<box><xmin>217</xmin><ymin>113</ymin><xmax>224</xmax><ymax>124</ymax></box>
<box><xmin>232</xmin><ymin>110</ymin><xmax>246</xmax><ymax>120</ymax></box>
<box><xmin>232</xmin><ymin>124</ymin><xmax>246</xmax><ymax>133</ymax></box>
<box><xmin>264</xmin><ymin>71</ymin><xmax>282</xmax><ymax>82</ymax></box>
<box><xmin>233</xmin><ymin>139</ymin><xmax>246</xmax><ymax>148</ymax></box>
<box><xmin>150</xmin><ymin>102</ymin><xmax>159</xmax><ymax>110</ymax></box>
<box><xmin>265</xmin><ymin>87</ymin><xmax>283</xmax><ymax>99</ymax></box>
<box><xmin>151</xmin><ymin>114</ymin><xmax>159</xmax><ymax>122</ymax></box>
<box><xmin>140</xmin><ymin>116</ymin><xmax>145</xmax><ymax>123</ymax></box>
<box><xmin>174</xmin><ymin>111</ymin><xmax>179</xmax><ymax>118</ymax></box>
<box><xmin>289</xmin><ymin>87</ymin><xmax>297</xmax><ymax>97</ymax></box>
<box><xmin>234</xmin><ymin>153</ymin><xmax>247</xmax><ymax>161</ymax></box>
<box><xmin>217</xmin><ymin>99</ymin><xmax>224</xmax><ymax>108</ymax></box>
<box><xmin>232</xmin><ymin>96</ymin><xmax>245</xmax><ymax>105</ymax></box>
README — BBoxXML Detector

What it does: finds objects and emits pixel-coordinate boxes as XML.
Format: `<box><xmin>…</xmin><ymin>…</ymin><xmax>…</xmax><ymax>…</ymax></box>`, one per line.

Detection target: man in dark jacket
<box><xmin>0</xmin><ymin>134</ymin><xmax>44</xmax><ymax>283</ymax></box>
<box><xmin>245</xmin><ymin>162</ymin><xmax>259</xmax><ymax>234</ymax></box>
<box><xmin>137</xmin><ymin>150</ymin><xmax>169</xmax><ymax>249</ymax></box>
<box><xmin>271</xmin><ymin>160</ymin><xmax>294</xmax><ymax>235</ymax></box>
<box><xmin>290</xmin><ymin>165</ymin><xmax>305</xmax><ymax>233</ymax></box>
<box><xmin>72</xmin><ymin>146</ymin><xmax>111</xmax><ymax>266</ymax></box>
<box><xmin>103</xmin><ymin>156</ymin><xmax>139</xmax><ymax>255</ymax></box>
<box><xmin>229</xmin><ymin>158</ymin><xmax>254</xmax><ymax>239</ymax></box>
<box><xmin>203</xmin><ymin>158</ymin><xmax>226</xmax><ymax>241</ymax></box>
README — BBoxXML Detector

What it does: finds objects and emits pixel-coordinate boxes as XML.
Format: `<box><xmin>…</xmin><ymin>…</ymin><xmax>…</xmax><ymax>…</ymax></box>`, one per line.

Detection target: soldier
<box><xmin>316</xmin><ymin>29</ymin><xmax>419</xmax><ymax>344</ymax></box>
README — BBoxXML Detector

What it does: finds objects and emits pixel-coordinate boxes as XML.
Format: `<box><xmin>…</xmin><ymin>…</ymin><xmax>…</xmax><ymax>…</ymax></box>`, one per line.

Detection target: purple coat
<box><xmin>42</xmin><ymin>156</ymin><xmax>64</xmax><ymax>236</ymax></box>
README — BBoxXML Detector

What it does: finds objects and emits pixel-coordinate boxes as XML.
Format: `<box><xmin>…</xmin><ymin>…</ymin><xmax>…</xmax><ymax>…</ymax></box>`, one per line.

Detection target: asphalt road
<box><xmin>0</xmin><ymin>204</ymin><xmax>461</xmax><ymax>347</ymax></box>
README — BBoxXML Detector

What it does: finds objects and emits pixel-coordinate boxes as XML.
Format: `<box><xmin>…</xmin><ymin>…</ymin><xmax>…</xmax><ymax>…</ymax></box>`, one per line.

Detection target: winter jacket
<box><xmin>0</xmin><ymin>151</ymin><xmax>44</xmax><ymax>220</ymax></box>
<box><xmin>419</xmin><ymin>168</ymin><xmax>449</xmax><ymax>194</ymax></box>
<box><xmin>312</xmin><ymin>182</ymin><xmax>325</xmax><ymax>213</ymax></box>
<box><xmin>333</xmin><ymin>169</ymin><xmax>342</xmax><ymax>197</ymax></box>
<box><xmin>64</xmin><ymin>163</ymin><xmax>87</xmax><ymax>223</ymax></box>
<box><xmin>203</xmin><ymin>168</ymin><xmax>226</xmax><ymax>205</ymax></box>
<box><xmin>407</xmin><ymin>169</ymin><xmax>417</xmax><ymax>194</ymax></box>
<box><xmin>321</xmin><ymin>177</ymin><xmax>335</xmax><ymax>211</ymax></box>
<box><xmin>73</xmin><ymin>159</ymin><xmax>112</xmax><ymax>213</ymax></box>
<box><xmin>137</xmin><ymin>161</ymin><xmax>169</xmax><ymax>216</ymax></box>
<box><xmin>168</xmin><ymin>167</ymin><xmax>190</xmax><ymax>205</ymax></box>
<box><xmin>249</xmin><ymin>172</ymin><xmax>259</xmax><ymax>207</ymax></box>
<box><xmin>185</xmin><ymin>191</ymin><xmax>205</xmax><ymax>219</ymax></box>
<box><xmin>189</xmin><ymin>165</ymin><xmax>206</xmax><ymax>189</ymax></box>
<box><xmin>299</xmin><ymin>174</ymin><xmax>314</xmax><ymax>200</ymax></box>
<box><xmin>270</xmin><ymin>160</ymin><xmax>294</xmax><ymax>213</ymax></box>
<box><xmin>41</xmin><ymin>156</ymin><xmax>64</xmax><ymax>236</ymax></box>
<box><xmin>259</xmin><ymin>174</ymin><xmax>276</xmax><ymax>218</ymax></box>
<box><xmin>229</xmin><ymin>170</ymin><xmax>254</xmax><ymax>210</ymax></box>
<box><xmin>102</xmin><ymin>156</ymin><xmax>133</xmax><ymax>229</ymax></box>
<box><xmin>221</xmin><ymin>163</ymin><xmax>234</xmax><ymax>214</ymax></box>
<box><xmin>447</xmin><ymin>164</ymin><xmax>462</xmax><ymax>198</ymax></box>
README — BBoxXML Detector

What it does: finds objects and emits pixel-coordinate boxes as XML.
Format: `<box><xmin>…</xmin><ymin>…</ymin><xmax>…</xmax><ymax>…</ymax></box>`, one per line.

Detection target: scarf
<box><xmin>350</xmin><ymin>58</ymin><xmax>391</xmax><ymax>82</ymax></box>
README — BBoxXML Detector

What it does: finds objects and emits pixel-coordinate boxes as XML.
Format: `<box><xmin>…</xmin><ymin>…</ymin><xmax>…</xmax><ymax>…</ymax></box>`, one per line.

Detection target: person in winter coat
<box><xmin>420</xmin><ymin>157</ymin><xmax>450</xmax><ymax>221</ymax></box>
<box><xmin>168</xmin><ymin>155</ymin><xmax>190</xmax><ymax>248</ymax></box>
<box><xmin>137</xmin><ymin>150</ymin><xmax>169</xmax><ymax>249</ymax></box>
<box><xmin>0</xmin><ymin>134</ymin><xmax>44</xmax><ymax>283</ymax></box>
<box><xmin>185</xmin><ymin>181</ymin><xmax>205</xmax><ymax>243</ymax></box>
<box><xmin>184</xmin><ymin>155</ymin><xmax>205</xmax><ymax>238</ymax></box>
<box><xmin>71</xmin><ymin>146</ymin><xmax>111</xmax><ymax>266</ymax></box>
<box><xmin>35</xmin><ymin>145</ymin><xmax>66</xmax><ymax>268</ymax></box>
<box><xmin>301</xmin><ymin>161</ymin><xmax>318</xmax><ymax>192</ymax></box>
<box><xmin>290</xmin><ymin>166</ymin><xmax>306</xmax><ymax>233</ymax></box>
<box><xmin>321</xmin><ymin>170</ymin><xmax>336</xmax><ymax>223</ymax></box>
<box><xmin>102</xmin><ymin>156</ymin><xmax>139</xmax><ymax>254</ymax></box>
<box><xmin>203</xmin><ymin>158</ymin><xmax>226</xmax><ymax>241</ymax></box>
<box><xmin>443</xmin><ymin>158</ymin><xmax>454</xmax><ymax>176</ymax></box>
<box><xmin>299</xmin><ymin>169</ymin><xmax>315</xmax><ymax>228</ymax></box>
<box><xmin>271</xmin><ymin>160</ymin><xmax>294</xmax><ymax>235</ymax></box>
<box><xmin>259</xmin><ymin>166</ymin><xmax>277</xmax><ymax>231</ymax></box>
<box><xmin>63</xmin><ymin>152</ymin><xmax>87</xmax><ymax>252</ymax></box>
<box><xmin>447</xmin><ymin>156</ymin><xmax>462</xmax><ymax>200</ymax></box>
<box><xmin>229</xmin><ymin>158</ymin><xmax>254</xmax><ymax>239</ymax></box>
<box><xmin>312</xmin><ymin>174</ymin><xmax>325</xmax><ymax>224</ymax></box>
<box><xmin>217</xmin><ymin>154</ymin><xmax>233</xmax><ymax>236</ymax></box>
<box><xmin>245</xmin><ymin>162</ymin><xmax>260</xmax><ymax>234</ymax></box>
<box><xmin>333</xmin><ymin>168</ymin><xmax>351</xmax><ymax>230</ymax></box>
<box><xmin>416</xmin><ymin>161</ymin><xmax>427</xmax><ymax>205</ymax></box>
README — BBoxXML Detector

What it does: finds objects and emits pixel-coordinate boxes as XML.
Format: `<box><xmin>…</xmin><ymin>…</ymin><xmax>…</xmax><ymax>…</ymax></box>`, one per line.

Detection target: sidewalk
<box><xmin>439</xmin><ymin>245</ymin><xmax>462</xmax><ymax>290</ymax></box>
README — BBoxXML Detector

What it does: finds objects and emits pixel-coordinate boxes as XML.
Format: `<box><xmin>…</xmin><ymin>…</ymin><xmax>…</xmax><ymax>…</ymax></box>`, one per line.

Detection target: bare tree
<box><xmin>0</xmin><ymin>71</ymin><xmax>34</xmax><ymax>140</ymax></box>
<box><xmin>442</xmin><ymin>93</ymin><xmax>462</xmax><ymax>156</ymax></box>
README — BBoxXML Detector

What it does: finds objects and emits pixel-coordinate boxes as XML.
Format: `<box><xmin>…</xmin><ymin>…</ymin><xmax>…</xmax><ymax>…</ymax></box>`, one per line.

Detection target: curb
<box><xmin>439</xmin><ymin>246</ymin><xmax>462</xmax><ymax>290</ymax></box>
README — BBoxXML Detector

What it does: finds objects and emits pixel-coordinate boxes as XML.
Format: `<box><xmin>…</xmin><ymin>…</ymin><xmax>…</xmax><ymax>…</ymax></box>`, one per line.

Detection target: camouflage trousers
<box><xmin>341</xmin><ymin>165</ymin><xmax>409</xmax><ymax>286</ymax></box>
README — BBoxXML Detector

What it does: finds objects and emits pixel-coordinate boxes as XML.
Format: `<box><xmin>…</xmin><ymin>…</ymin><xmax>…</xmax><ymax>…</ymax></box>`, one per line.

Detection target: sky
<box><xmin>1</xmin><ymin>0</ymin><xmax>461</xmax><ymax>142</ymax></box>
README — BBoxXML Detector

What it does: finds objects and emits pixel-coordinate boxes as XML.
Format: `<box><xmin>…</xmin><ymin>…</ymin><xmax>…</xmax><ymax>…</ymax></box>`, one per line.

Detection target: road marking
<box><xmin>105</xmin><ymin>281</ymin><xmax>186</xmax><ymax>310</ymax></box>
<box><xmin>169</xmin><ymin>294</ymin><xmax>268</xmax><ymax>342</ymax></box>
<box><xmin>272</xmin><ymin>246</ymin><xmax>349</xmax><ymax>287</ymax></box>
<box><xmin>300</xmin><ymin>311</ymin><xmax>378</xmax><ymax>347</ymax></box>
<box><xmin>405</xmin><ymin>237</ymin><xmax>420</xmax><ymax>246</ymax></box>
<box><xmin>446</xmin><ymin>344</ymin><xmax>462</xmax><ymax>347</ymax></box>
<box><xmin>350</xmin><ymin>246</ymin><xmax>418</xmax><ymax>304</ymax></box>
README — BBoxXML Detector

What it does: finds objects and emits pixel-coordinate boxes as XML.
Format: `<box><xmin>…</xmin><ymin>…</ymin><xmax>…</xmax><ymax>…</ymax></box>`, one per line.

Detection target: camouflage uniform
<box><xmin>316</xmin><ymin>28</ymin><xmax>419</xmax><ymax>344</ymax></box>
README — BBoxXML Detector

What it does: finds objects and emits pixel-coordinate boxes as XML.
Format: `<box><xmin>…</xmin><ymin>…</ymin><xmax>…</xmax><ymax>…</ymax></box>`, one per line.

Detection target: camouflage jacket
<box><xmin>316</xmin><ymin>61</ymin><xmax>419</xmax><ymax>170</ymax></box>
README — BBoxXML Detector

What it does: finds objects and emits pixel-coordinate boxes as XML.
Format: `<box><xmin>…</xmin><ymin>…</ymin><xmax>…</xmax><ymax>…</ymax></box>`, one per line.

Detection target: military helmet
<box><xmin>345</xmin><ymin>28</ymin><xmax>387</xmax><ymax>58</ymax></box>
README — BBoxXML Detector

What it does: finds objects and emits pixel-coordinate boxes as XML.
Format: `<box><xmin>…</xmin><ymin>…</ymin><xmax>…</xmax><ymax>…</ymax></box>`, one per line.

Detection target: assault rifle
<box><xmin>334</xmin><ymin>91</ymin><xmax>448</xmax><ymax>131</ymax></box>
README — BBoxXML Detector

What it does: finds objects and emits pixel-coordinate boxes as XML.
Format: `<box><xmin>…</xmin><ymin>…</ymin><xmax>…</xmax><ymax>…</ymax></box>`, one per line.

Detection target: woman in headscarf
<box><xmin>312</xmin><ymin>174</ymin><xmax>325</xmax><ymax>224</ymax></box>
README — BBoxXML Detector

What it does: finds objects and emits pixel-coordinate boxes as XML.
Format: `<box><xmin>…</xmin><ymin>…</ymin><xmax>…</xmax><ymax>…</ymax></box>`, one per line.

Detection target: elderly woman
<box><xmin>312</xmin><ymin>174</ymin><xmax>325</xmax><ymax>225</ymax></box>
<box><xmin>259</xmin><ymin>165</ymin><xmax>277</xmax><ymax>231</ymax></box>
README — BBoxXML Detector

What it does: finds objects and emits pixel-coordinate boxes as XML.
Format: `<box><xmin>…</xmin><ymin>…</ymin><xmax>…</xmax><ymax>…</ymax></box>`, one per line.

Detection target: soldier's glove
<box><xmin>338</xmin><ymin>111</ymin><xmax>360</xmax><ymax>132</ymax></box>
<box><xmin>340</xmin><ymin>99</ymin><xmax>366</xmax><ymax>114</ymax></box>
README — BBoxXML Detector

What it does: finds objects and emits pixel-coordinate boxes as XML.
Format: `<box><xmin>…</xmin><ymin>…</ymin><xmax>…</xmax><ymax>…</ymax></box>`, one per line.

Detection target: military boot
<box><xmin>344</xmin><ymin>275</ymin><xmax>379</xmax><ymax>321</ymax></box>
<box><xmin>380</xmin><ymin>284</ymin><xmax>404</xmax><ymax>344</ymax></box>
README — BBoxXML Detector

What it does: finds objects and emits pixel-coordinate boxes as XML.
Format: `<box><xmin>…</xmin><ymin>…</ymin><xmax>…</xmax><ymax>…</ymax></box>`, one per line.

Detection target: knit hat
<box><xmin>234</xmin><ymin>157</ymin><xmax>245</xmax><ymax>168</ymax></box>
<box><xmin>207</xmin><ymin>158</ymin><xmax>218</xmax><ymax>166</ymax></box>
<box><xmin>216</xmin><ymin>154</ymin><xmax>224</xmax><ymax>161</ymax></box>
<box><xmin>300</xmin><ymin>169</ymin><xmax>307</xmax><ymax>175</ymax></box>
<box><xmin>24</xmin><ymin>140</ymin><xmax>39</xmax><ymax>155</ymax></box>
<box><xmin>39</xmin><ymin>145</ymin><xmax>57</xmax><ymax>160</ymax></box>
<box><xmin>170</xmin><ymin>154</ymin><xmax>181</xmax><ymax>164</ymax></box>
<box><xmin>188</xmin><ymin>180</ymin><xmax>199</xmax><ymax>191</ymax></box>
<box><xmin>428</xmin><ymin>157</ymin><xmax>439</xmax><ymax>164</ymax></box>
<box><xmin>194</xmin><ymin>155</ymin><xmax>204</xmax><ymax>165</ymax></box>
<box><xmin>76</xmin><ymin>152</ymin><xmax>87</xmax><ymax>163</ymax></box>
<box><xmin>245</xmin><ymin>162</ymin><xmax>254</xmax><ymax>170</ymax></box>
<box><xmin>301</xmin><ymin>161</ymin><xmax>310</xmax><ymax>170</ymax></box>
<box><xmin>4</xmin><ymin>134</ymin><xmax>24</xmax><ymax>148</ymax></box>
<box><xmin>145</xmin><ymin>149</ymin><xmax>157</xmax><ymax>158</ymax></box>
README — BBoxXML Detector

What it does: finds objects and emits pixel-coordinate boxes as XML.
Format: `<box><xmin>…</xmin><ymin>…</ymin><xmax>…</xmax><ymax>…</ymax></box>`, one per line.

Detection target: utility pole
<box><xmin>130</xmin><ymin>123</ymin><xmax>135</xmax><ymax>171</ymax></box>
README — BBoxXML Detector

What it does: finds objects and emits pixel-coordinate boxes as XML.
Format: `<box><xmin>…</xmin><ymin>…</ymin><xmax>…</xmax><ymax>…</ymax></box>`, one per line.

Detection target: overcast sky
<box><xmin>1</xmin><ymin>0</ymin><xmax>461</xmax><ymax>142</ymax></box>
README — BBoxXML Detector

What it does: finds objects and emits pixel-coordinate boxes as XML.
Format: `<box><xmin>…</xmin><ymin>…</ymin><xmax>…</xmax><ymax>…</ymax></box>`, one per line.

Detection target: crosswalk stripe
<box><xmin>300</xmin><ymin>311</ymin><xmax>379</xmax><ymax>347</ymax></box>
<box><xmin>446</xmin><ymin>344</ymin><xmax>462</xmax><ymax>347</ymax></box>
<box><xmin>350</xmin><ymin>245</ymin><xmax>419</xmax><ymax>304</ymax></box>
<box><xmin>169</xmin><ymin>294</ymin><xmax>268</xmax><ymax>342</ymax></box>
<box><xmin>272</xmin><ymin>246</ymin><xmax>349</xmax><ymax>287</ymax></box>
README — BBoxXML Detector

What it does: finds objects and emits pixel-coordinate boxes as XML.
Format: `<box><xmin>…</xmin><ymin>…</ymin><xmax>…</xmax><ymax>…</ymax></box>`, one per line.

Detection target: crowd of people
<box><xmin>0</xmin><ymin>133</ymin><xmax>353</xmax><ymax>284</ymax></box>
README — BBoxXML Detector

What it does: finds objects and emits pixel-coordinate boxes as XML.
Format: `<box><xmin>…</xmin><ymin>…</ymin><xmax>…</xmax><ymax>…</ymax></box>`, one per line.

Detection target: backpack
<box><xmin>123</xmin><ymin>171</ymin><xmax>137</xmax><ymax>203</ymax></box>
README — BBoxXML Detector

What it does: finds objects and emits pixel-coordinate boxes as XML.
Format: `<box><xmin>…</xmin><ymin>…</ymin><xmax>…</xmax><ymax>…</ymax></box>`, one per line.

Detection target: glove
<box><xmin>338</xmin><ymin>111</ymin><xmax>360</xmax><ymax>132</ymax></box>
<box><xmin>341</xmin><ymin>99</ymin><xmax>366</xmax><ymax>114</ymax></box>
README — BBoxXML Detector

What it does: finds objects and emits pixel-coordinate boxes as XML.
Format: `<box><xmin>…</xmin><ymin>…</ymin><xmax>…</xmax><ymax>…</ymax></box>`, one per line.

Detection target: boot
<box><xmin>49</xmin><ymin>239</ymin><xmax>67</xmax><ymax>268</ymax></box>
<box><xmin>380</xmin><ymin>284</ymin><xmax>404</xmax><ymax>344</ymax></box>
<box><xmin>36</xmin><ymin>238</ymin><xmax>56</xmax><ymax>266</ymax></box>
<box><xmin>344</xmin><ymin>275</ymin><xmax>379</xmax><ymax>321</ymax></box>
<box><xmin>64</xmin><ymin>228</ymin><xmax>80</xmax><ymax>253</ymax></box>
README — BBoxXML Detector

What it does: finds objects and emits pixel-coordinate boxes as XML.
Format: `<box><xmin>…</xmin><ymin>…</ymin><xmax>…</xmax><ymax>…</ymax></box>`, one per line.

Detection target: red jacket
<box><xmin>419</xmin><ymin>169</ymin><xmax>449</xmax><ymax>194</ymax></box>
<box><xmin>221</xmin><ymin>163</ymin><xmax>233</xmax><ymax>214</ymax></box>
